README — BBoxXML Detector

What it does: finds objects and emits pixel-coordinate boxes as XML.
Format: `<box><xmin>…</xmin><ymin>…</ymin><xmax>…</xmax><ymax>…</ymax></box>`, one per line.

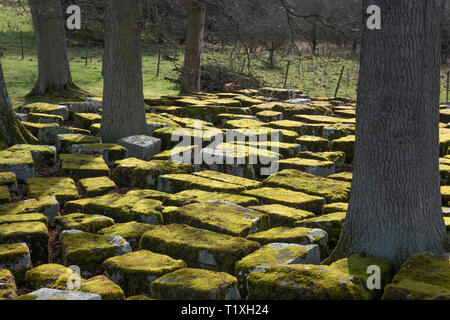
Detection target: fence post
<box><xmin>20</xmin><ymin>31</ymin><xmax>24</xmax><ymax>60</ymax></box>
<box><xmin>334</xmin><ymin>65</ymin><xmax>345</xmax><ymax>98</ymax></box>
<box><xmin>284</xmin><ymin>61</ymin><xmax>291</xmax><ymax>89</ymax></box>
<box><xmin>156</xmin><ymin>48</ymin><xmax>161</xmax><ymax>77</ymax></box>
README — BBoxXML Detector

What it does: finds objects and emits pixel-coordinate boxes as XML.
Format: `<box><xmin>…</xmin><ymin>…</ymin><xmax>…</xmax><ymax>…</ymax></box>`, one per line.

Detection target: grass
<box><xmin>0</xmin><ymin>3</ymin><xmax>449</xmax><ymax>109</ymax></box>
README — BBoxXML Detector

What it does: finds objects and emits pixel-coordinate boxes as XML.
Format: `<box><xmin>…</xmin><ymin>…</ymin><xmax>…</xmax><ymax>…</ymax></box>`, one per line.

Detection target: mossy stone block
<box><xmin>0</xmin><ymin>172</ymin><xmax>18</xmax><ymax>192</ymax></box>
<box><xmin>295</xmin><ymin>212</ymin><xmax>346</xmax><ymax>246</ymax></box>
<box><xmin>58</xmin><ymin>154</ymin><xmax>110</xmax><ymax>180</ymax></box>
<box><xmin>0</xmin><ymin>269</ymin><xmax>16</xmax><ymax>300</ymax></box>
<box><xmin>56</xmin><ymin>134</ymin><xmax>101</xmax><ymax>153</ymax></box>
<box><xmin>0</xmin><ymin>222</ymin><xmax>49</xmax><ymax>264</ymax></box>
<box><xmin>103</xmin><ymin>250</ymin><xmax>186</xmax><ymax>296</ymax></box>
<box><xmin>167</xmin><ymin>189</ymin><xmax>258</xmax><ymax>207</ymax></box>
<box><xmin>0</xmin><ymin>186</ymin><xmax>10</xmax><ymax>204</ymax></box>
<box><xmin>242</xmin><ymin>187</ymin><xmax>325</xmax><ymax>214</ymax></box>
<box><xmin>26</xmin><ymin>177</ymin><xmax>79</xmax><ymax>205</ymax></box>
<box><xmin>249</xmin><ymin>204</ymin><xmax>315</xmax><ymax>227</ymax></box>
<box><xmin>0</xmin><ymin>150</ymin><xmax>34</xmax><ymax>182</ymax></box>
<box><xmin>163</xmin><ymin>200</ymin><xmax>270</xmax><ymax>237</ymax></box>
<box><xmin>140</xmin><ymin>224</ymin><xmax>260</xmax><ymax>274</ymax></box>
<box><xmin>158</xmin><ymin>174</ymin><xmax>245</xmax><ymax>194</ymax></box>
<box><xmin>0</xmin><ymin>213</ymin><xmax>48</xmax><ymax>227</ymax></box>
<box><xmin>0</xmin><ymin>243</ymin><xmax>32</xmax><ymax>282</ymax></box>
<box><xmin>65</xmin><ymin>193</ymin><xmax>163</xmax><ymax>224</ymax></box>
<box><xmin>60</xmin><ymin>230</ymin><xmax>131</xmax><ymax>273</ymax></box>
<box><xmin>79</xmin><ymin>176</ymin><xmax>116</xmax><ymax>197</ymax></box>
<box><xmin>54</xmin><ymin>213</ymin><xmax>114</xmax><ymax>234</ymax></box>
<box><xmin>81</xmin><ymin>275</ymin><xmax>124</xmax><ymax>300</ymax></box>
<box><xmin>151</xmin><ymin>268</ymin><xmax>240</xmax><ymax>300</ymax></box>
<box><xmin>98</xmin><ymin>222</ymin><xmax>157</xmax><ymax>248</ymax></box>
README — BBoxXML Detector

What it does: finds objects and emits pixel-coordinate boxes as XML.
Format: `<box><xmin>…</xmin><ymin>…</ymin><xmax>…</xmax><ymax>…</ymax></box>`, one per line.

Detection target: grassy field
<box><xmin>0</xmin><ymin>3</ymin><xmax>449</xmax><ymax>109</ymax></box>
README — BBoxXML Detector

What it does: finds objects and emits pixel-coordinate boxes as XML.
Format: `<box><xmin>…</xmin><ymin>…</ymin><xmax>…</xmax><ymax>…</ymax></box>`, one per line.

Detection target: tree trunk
<box><xmin>100</xmin><ymin>0</ymin><xmax>147</xmax><ymax>143</ymax></box>
<box><xmin>327</xmin><ymin>0</ymin><xmax>449</xmax><ymax>269</ymax></box>
<box><xmin>180</xmin><ymin>0</ymin><xmax>206</xmax><ymax>93</ymax></box>
<box><xmin>0</xmin><ymin>59</ymin><xmax>37</xmax><ymax>149</ymax></box>
<box><xmin>27</xmin><ymin>0</ymin><xmax>78</xmax><ymax>97</ymax></box>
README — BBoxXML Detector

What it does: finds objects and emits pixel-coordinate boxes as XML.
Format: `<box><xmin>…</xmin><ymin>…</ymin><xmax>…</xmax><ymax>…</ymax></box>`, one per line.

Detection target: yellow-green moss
<box><xmin>151</xmin><ymin>268</ymin><xmax>240</xmax><ymax>300</ymax></box>
<box><xmin>0</xmin><ymin>150</ymin><xmax>34</xmax><ymax>165</ymax></box>
<box><xmin>79</xmin><ymin>176</ymin><xmax>116</xmax><ymax>197</ymax></box>
<box><xmin>73</xmin><ymin>113</ymin><xmax>102</xmax><ymax>130</ymax></box>
<box><xmin>58</xmin><ymin>154</ymin><xmax>110</xmax><ymax>180</ymax></box>
<box><xmin>295</xmin><ymin>212</ymin><xmax>346</xmax><ymax>245</ymax></box>
<box><xmin>25</xmin><ymin>264</ymin><xmax>73</xmax><ymax>290</ymax></box>
<box><xmin>263</xmin><ymin>169</ymin><xmax>351</xmax><ymax>203</ymax></box>
<box><xmin>331</xmin><ymin>135</ymin><xmax>356</xmax><ymax>162</ymax></box>
<box><xmin>0</xmin><ymin>213</ymin><xmax>48</xmax><ymax>227</ymax></box>
<box><xmin>159</xmin><ymin>173</ymin><xmax>246</xmax><ymax>194</ymax></box>
<box><xmin>192</xmin><ymin>170</ymin><xmax>261</xmax><ymax>189</ymax></box>
<box><xmin>322</xmin><ymin>202</ymin><xmax>348</xmax><ymax>214</ymax></box>
<box><xmin>163</xmin><ymin>200</ymin><xmax>270</xmax><ymax>237</ymax></box>
<box><xmin>140</xmin><ymin>224</ymin><xmax>260</xmax><ymax>274</ymax></box>
<box><xmin>327</xmin><ymin>172</ymin><xmax>353</xmax><ymax>182</ymax></box>
<box><xmin>81</xmin><ymin>275</ymin><xmax>125</xmax><ymax>300</ymax></box>
<box><xmin>167</xmin><ymin>189</ymin><xmax>259</xmax><ymax>207</ymax></box>
<box><xmin>249</xmin><ymin>204</ymin><xmax>315</xmax><ymax>227</ymax></box>
<box><xmin>65</xmin><ymin>193</ymin><xmax>163</xmax><ymax>224</ymax></box>
<box><xmin>242</xmin><ymin>187</ymin><xmax>325</xmax><ymax>213</ymax></box>
<box><xmin>54</xmin><ymin>213</ymin><xmax>114</xmax><ymax>233</ymax></box>
<box><xmin>103</xmin><ymin>250</ymin><xmax>186</xmax><ymax>296</ymax></box>
<box><xmin>0</xmin><ymin>196</ymin><xmax>58</xmax><ymax>216</ymax></box>
<box><xmin>26</xmin><ymin>177</ymin><xmax>79</xmax><ymax>203</ymax></box>
<box><xmin>0</xmin><ymin>269</ymin><xmax>16</xmax><ymax>300</ymax></box>
<box><xmin>246</xmin><ymin>263</ymin><xmax>370</xmax><ymax>300</ymax></box>
<box><xmin>98</xmin><ymin>221</ymin><xmax>156</xmax><ymax>248</ymax></box>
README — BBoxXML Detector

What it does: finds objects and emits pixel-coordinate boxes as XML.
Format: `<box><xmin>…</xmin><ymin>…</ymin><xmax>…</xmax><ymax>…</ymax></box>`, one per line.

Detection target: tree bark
<box><xmin>180</xmin><ymin>0</ymin><xmax>206</xmax><ymax>93</ymax></box>
<box><xmin>100</xmin><ymin>0</ymin><xmax>147</xmax><ymax>143</ymax></box>
<box><xmin>28</xmin><ymin>0</ymin><xmax>77</xmax><ymax>96</ymax></box>
<box><xmin>327</xmin><ymin>0</ymin><xmax>450</xmax><ymax>269</ymax></box>
<box><xmin>0</xmin><ymin>59</ymin><xmax>38</xmax><ymax>149</ymax></box>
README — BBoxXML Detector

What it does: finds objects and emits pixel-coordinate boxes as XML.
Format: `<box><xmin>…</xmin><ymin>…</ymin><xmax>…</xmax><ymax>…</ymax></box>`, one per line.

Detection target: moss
<box><xmin>264</xmin><ymin>169</ymin><xmax>351</xmax><ymax>203</ymax></box>
<box><xmin>73</xmin><ymin>144</ymin><xmax>128</xmax><ymax>165</ymax></box>
<box><xmin>295</xmin><ymin>212</ymin><xmax>346</xmax><ymax>245</ymax></box>
<box><xmin>81</xmin><ymin>275</ymin><xmax>125</xmax><ymax>300</ymax></box>
<box><xmin>98</xmin><ymin>222</ymin><xmax>156</xmax><ymax>248</ymax></box>
<box><xmin>25</xmin><ymin>264</ymin><xmax>74</xmax><ymax>290</ymax></box>
<box><xmin>0</xmin><ymin>150</ymin><xmax>34</xmax><ymax>165</ymax></box>
<box><xmin>167</xmin><ymin>189</ymin><xmax>259</xmax><ymax>207</ymax></box>
<box><xmin>151</xmin><ymin>268</ymin><xmax>240</xmax><ymax>300</ymax></box>
<box><xmin>255</xmin><ymin>111</ymin><xmax>283</xmax><ymax>123</ymax></box>
<box><xmin>61</xmin><ymin>231</ymin><xmax>131</xmax><ymax>273</ymax></box>
<box><xmin>0</xmin><ymin>196</ymin><xmax>59</xmax><ymax>217</ymax></box>
<box><xmin>7</xmin><ymin>144</ymin><xmax>56</xmax><ymax>165</ymax></box>
<box><xmin>152</xmin><ymin>145</ymin><xmax>198</xmax><ymax>161</ymax></box>
<box><xmin>235</xmin><ymin>243</ymin><xmax>316</xmax><ymax>298</ymax></box>
<box><xmin>103</xmin><ymin>250</ymin><xmax>186</xmax><ymax>296</ymax></box>
<box><xmin>22</xmin><ymin>121</ymin><xmax>59</xmax><ymax>137</ymax></box>
<box><xmin>28</xmin><ymin>113</ymin><xmax>64</xmax><ymax>126</ymax></box>
<box><xmin>327</xmin><ymin>172</ymin><xmax>353</xmax><ymax>182</ymax></box>
<box><xmin>234</xmin><ymin>95</ymin><xmax>264</xmax><ymax>107</ymax></box>
<box><xmin>331</xmin><ymin>135</ymin><xmax>356</xmax><ymax>162</ymax></box>
<box><xmin>322</xmin><ymin>202</ymin><xmax>348</xmax><ymax>214</ymax></box>
<box><xmin>223</xmin><ymin>119</ymin><xmax>266</xmax><ymax>130</ymax></box>
<box><xmin>331</xmin><ymin>253</ymin><xmax>394</xmax><ymax>299</ymax></box>
<box><xmin>298</xmin><ymin>151</ymin><xmax>346</xmax><ymax>163</ymax></box>
<box><xmin>267</xmin><ymin>120</ymin><xmax>305</xmax><ymax>135</ymax></box>
<box><xmin>246</xmin><ymin>227</ymin><xmax>328</xmax><ymax>255</ymax></box>
<box><xmin>294</xmin><ymin>115</ymin><xmax>356</xmax><ymax>125</ymax></box>
<box><xmin>0</xmin><ymin>222</ymin><xmax>48</xmax><ymax>264</ymax></box>
<box><xmin>246</xmin><ymin>264</ymin><xmax>369</xmax><ymax>300</ymax></box>
<box><xmin>240</xmin><ymin>141</ymin><xmax>300</xmax><ymax>158</ymax></box>
<box><xmin>22</xmin><ymin>102</ymin><xmax>63</xmax><ymax>114</ymax></box>
<box><xmin>158</xmin><ymin>173</ymin><xmax>246</xmax><ymax>194</ymax></box>
<box><xmin>73</xmin><ymin>113</ymin><xmax>102</xmax><ymax>130</ymax></box>
<box><xmin>0</xmin><ymin>172</ymin><xmax>17</xmax><ymax>190</ymax></box>
<box><xmin>154</xmin><ymin>125</ymin><xmax>223</xmax><ymax>149</ymax></box>
<box><xmin>0</xmin><ymin>185</ymin><xmax>10</xmax><ymax>204</ymax></box>
<box><xmin>65</xmin><ymin>193</ymin><xmax>163</xmax><ymax>224</ymax></box>
<box><xmin>296</xmin><ymin>136</ymin><xmax>330</xmax><ymax>153</ymax></box>
<box><xmin>0</xmin><ymin>243</ymin><xmax>32</xmax><ymax>282</ymax></box>
<box><xmin>56</xmin><ymin>134</ymin><xmax>101</xmax><ymax>153</ymax></box>
<box><xmin>242</xmin><ymin>187</ymin><xmax>325</xmax><ymax>214</ymax></box>
<box><xmin>112</xmin><ymin>158</ymin><xmax>194</xmax><ymax>189</ymax></box>
<box><xmin>277</xmin><ymin>129</ymin><xmax>300</xmax><ymax>143</ymax></box>
<box><xmin>297</xmin><ymin>123</ymin><xmax>355</xmax><ymax>141</ymax></box>
<box><xmin>192</xmin><ymin>171</ymin><xmax>261</xmax><ymax>189</ymax></box>
<box><xmin>146</xmin><ymin>113</ymin><xmax>181</xmax><ymax>128</ymax></box>
<box><xmin>0</xmin><ymin>213</ymin><xmax>48</xmax><ymax>227</ymax></box>
<box><xmin>54</xmin><ymin>213</ymin><xmax>114</xmax><ymax>234</ymax></box>
<box><xmin>382</xmin><ymin>253</ymin><xmax>450</xmax><ymax>300</ymax></box>
<box><xmin>140</xmin><ymin>224</ymin><xmax>260</xmax><ymax>275</ymax></box>
<box><xmin>162</xmin><ymin>200</ymin><xmax>270</xmax><ymax>237</ymax></box>
<box><xmin>126</xmin><ymin>189</ymin><xmax>172</xmax><ymax>202</ymax></box>
<box><xmin>79</xmin><ymin>177</ymin><xmax>117</xmax><ymax>197</ymax></box>
<box><xmin>249</xmin><ymin>204</ymin><xmax>315</xmax><ymax>227</ymax></box>
<box><xmin>278</xmin><ymin>158</ymin><xmax>335</xmax><ymax>177</ymax></box>
<box><xmin>0</xmin><ymin>269</ymin><xmax>16</xmax><ymax>300</ymax></box>
<box><xmin>26</xmin><ymin>177</ymin><xmax>79</xmax><ymax>204</ymax></box>
<box><xmin>90</xmin><ymin>123</ymin><xmax>101</xmax><ymax>136</ymax></box>
<box><xmin>58</xmin><ymin>154</ymin><xmax>110</xmax><ymax>180</ymax></box>
<box><xmin>126</xmin><ymin>295</ymin><xmax>153</xmax><ymax>300</ymax></box>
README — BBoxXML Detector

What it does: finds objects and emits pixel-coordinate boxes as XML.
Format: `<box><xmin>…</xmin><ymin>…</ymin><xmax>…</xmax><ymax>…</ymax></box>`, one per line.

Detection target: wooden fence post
<box><xmin>334</xmin><ymin>65</ymin><xmax>345</xmax><ymax>98</ymax></box>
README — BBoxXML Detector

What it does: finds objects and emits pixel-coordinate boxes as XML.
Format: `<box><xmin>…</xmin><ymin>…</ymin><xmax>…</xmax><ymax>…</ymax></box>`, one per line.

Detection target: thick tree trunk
<box><xmin>327</xmin><ymin>0</ymin><xmax>449</xmax><ymax>268</ymax></box>
<box><xmin>28</xmin><ymin>0</ymin><xmax>77</xmax><ymax>96</ymax></box>
<box><xmin>180</xmin><ymin>0</ymin><xmax>206</xmax><ymax>93</ymax></box>
<box><xmin>0</xmin><ymin>60</ymin><xmax>37</xmax><ymax>149</ymax></box>
<box><xmin>100</xmin><ymin>0</ymin><xmax>147</xmax><ymax>143</ymax></box>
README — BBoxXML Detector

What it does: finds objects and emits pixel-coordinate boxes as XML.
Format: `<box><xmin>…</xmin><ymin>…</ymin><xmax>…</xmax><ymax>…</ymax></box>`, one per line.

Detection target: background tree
<box><xmin>0</xmin><ymin>58</ymin><xmax>37</xmax><ymax>149</ymax></box>
<box><xmin>180</xmin><ymin>0</ymin><xmax>206</xmax><ymax>93</ymax></box>
<box><xmin>27</xmin><ymin>0</ymin><xmax>80</xmax><ymax>97</ymax></box>
<box><xmin>326</xmin><ymin>0</ymin><xmax>450</xmax><ymax>268</ymax></box>
<box><xmin>100</xmin><ymin>0</ymin><xmax>147</xmax><ymax>143</ymax></box>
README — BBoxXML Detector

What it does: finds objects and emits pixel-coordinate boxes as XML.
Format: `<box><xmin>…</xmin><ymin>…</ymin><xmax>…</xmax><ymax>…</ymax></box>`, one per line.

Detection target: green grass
<box><xmin>0</xmin><ymin>3</ymin><xmax>449</xmax><ymax>109</ymax></box>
